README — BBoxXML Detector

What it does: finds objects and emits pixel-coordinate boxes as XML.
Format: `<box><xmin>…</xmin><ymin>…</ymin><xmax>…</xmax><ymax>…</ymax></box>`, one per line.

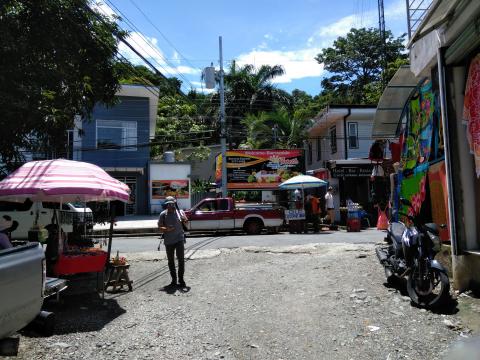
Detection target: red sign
<box><xmin>217</xmin><ymin>149</ymin><xmax>305</xmax><ymax>190</ymax></box>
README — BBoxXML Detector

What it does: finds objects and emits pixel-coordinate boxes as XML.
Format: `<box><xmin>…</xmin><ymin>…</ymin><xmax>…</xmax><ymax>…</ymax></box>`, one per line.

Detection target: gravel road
<box><xmin>14</xmin><ymin>243</ymin><xmax>476</xmax><ymax>359</ymax></box>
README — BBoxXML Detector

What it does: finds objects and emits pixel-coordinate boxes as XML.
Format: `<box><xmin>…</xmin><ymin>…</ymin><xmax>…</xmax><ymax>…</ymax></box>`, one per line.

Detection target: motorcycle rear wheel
<box><xmin>407</xmin><ymin>267</ymin><xmax>450</xmax><ymax>309</ymax></box>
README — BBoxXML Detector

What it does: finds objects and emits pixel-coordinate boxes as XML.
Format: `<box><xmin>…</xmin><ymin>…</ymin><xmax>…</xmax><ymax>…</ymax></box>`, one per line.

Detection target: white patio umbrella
<box><xmin>278</xmin><ymin>174</ymin><xmax>328</xmax><ymax>190</ymax></box>
<box><xmin>279</xmin><ymin>174</ymin><xmax>328</xmax><ymax>212</ymax></box>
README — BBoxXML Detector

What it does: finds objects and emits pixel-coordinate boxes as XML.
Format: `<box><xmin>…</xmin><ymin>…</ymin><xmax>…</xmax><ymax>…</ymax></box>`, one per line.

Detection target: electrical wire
<box><xmin>126</xmin><ymin>0</ymin><xmax>202</xmax><ymax>74</ymax></box>
<box><xmin>102</xmin><ymin>0</ymin><xmax>195</xmax><ymax>91</ymax></box>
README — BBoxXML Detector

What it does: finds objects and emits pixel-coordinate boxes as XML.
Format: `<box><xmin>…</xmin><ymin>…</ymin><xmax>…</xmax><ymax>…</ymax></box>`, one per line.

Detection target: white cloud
<box><xmin>189</xmin><ymin>82</ymin><xmax>217</xmax><ymax>94</ymax></box>
<box><xmin>233</xmin><ymin>0</ymin><xmax>406</xmax><ymax>86</ymax></box>
<box><xmin>236</xmin><ymin>48</ymin><xmax>324</xmax><ymax>84</ymax></box>
<box><xmin>118</xmin><ymin>32</ymin><xmax>200</xmax><ymax>78</ymax></box>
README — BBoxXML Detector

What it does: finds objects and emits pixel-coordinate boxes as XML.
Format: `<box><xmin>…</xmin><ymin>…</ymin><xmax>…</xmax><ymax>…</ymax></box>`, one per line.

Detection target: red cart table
<box><xmin>52</xmin><ymin>248</ymin><xmax>108</xmax><ymax>276</ymax></box>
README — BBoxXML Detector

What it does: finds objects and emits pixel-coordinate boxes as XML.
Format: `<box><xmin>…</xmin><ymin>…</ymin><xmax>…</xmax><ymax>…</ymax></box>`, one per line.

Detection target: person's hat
<box><xmin>164</xmin><ymin>196</ymin><xmax>176</xmax><ymax>205</ymax></box>
<box><xmin>328</xmin><ymin>186</ymin><xmax>333</xmax><ymax>191</ymax></box>
<box><xmin>0</xmin><ymin>215</ymin><xmax>13</xmax><ymax>232</ymax></box>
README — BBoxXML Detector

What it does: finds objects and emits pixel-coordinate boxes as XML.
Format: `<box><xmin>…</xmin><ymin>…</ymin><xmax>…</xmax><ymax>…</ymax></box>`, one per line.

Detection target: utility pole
<box><xmin>272</xmin><ymin>124</ymin><xmax>278</xmax><ymax>148</ymax></box>
<box><xmin>218</xmin><ymin>36</ymin><xmax>227</xmax><ymax>197</ymax></box>
<box><xmin>378</xmin><ymin>0</ymin><xmax>387</xmax><ymax>87</ymax></box>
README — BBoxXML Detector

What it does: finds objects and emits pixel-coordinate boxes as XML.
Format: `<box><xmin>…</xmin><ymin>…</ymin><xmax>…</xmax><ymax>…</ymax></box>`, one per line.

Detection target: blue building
<box><xmin>73</xmin><ymin>85</ymin><xmax>159</xmax><ymax>215</ymax></box>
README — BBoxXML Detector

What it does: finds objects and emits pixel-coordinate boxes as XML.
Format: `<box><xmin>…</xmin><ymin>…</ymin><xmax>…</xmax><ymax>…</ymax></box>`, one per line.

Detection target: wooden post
<box><xmin>106</xmin><ymin>202</ymin><xmax>116</xmax><ymax>267</ymax></box>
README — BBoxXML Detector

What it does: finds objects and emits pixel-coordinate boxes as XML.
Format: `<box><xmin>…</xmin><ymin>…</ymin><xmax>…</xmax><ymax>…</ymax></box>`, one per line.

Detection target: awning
<box><xmin>372</xmin><ymin>66</ymin><xmax>420</xmax><ymax>139</ymax></box>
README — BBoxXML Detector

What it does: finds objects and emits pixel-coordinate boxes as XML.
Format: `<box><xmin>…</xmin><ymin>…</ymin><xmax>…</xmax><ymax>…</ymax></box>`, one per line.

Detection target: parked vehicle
<box><xmin>0</xmin><ymin>199</ymin><xmax>93</xmax><ymax>240</ymax></box>
<box><xmin>375</xmin><ymin>199</ymin><xmax>450</xmax><ymax>308</ymax></box>
<box><xmin>0</xmin><ymin>242</ymin><xmax>66</xmax><ymax>339</ymax></box>
<box><xmin>183</xmin><ymin>197</ymin><xmax>285</xmax><ymax>235</ymax></box>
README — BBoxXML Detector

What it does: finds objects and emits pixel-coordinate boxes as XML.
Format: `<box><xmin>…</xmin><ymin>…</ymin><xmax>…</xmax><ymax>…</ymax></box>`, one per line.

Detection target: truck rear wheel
<box><xmin>244</xmin><ymin>219</ymin><xmax>263</xmax><ymax>235</ymax></box>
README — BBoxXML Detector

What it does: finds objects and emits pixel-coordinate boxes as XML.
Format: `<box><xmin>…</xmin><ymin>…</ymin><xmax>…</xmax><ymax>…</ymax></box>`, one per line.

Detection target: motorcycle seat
<box><xmin>389</xmin><ymin>222</ymin><xmax>406</xmax><ymax>244</ymax></box>
<box><xmin>424</xmin><ymin>223</ymin><xmax>439</xmax><ymax>236</ymax></box>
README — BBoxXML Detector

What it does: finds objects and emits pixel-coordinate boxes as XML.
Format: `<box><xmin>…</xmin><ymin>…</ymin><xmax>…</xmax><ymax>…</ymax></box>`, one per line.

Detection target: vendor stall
<box><xmin>0</xmin><ymin>159</ymin><xmax>130</xmax><ymax>288</ymax></box>
<box><xmin>279</xmin><ymin>174</ymin><xmax>327</xmax><ymax>233</ymax></box>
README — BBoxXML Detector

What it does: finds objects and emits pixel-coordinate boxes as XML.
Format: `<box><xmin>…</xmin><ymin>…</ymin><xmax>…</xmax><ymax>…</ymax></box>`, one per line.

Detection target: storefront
<box><xmin>328</xmin><ymin>160</ymin><xmax>375</xmax><ymax>224</ymax></box>
<box><xmin>375</xmin><ymin>1</ymin><xmax>480</xmax><ymax>291</ymax></box>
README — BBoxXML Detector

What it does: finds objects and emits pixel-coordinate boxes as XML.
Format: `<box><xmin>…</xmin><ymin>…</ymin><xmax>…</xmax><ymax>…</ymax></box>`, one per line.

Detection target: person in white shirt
<box><xmin>324</xmin><ymin>186</ymin><xmax>335</xmax><ymax>225</ymax></box>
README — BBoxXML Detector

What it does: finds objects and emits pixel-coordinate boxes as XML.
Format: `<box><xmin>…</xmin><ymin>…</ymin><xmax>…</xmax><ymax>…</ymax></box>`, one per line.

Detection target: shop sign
<box><xmin>216</xmin><ymin>149</ymin><xmax>305</xmax><ymax>190</ymax></box>
<box><xmin>285</xmin><ymin>209</ymin><xmax>306</xmax><ymax>220</ymax></box>
<box><xmin>330</xmin><ymin>165</ymin><xmax>373</xmax><ymax>178</ymax></box>
<box><xmin>152</xmin><ymin>180</ymin><xmax>189</xmax><ymax>199</ymax></box>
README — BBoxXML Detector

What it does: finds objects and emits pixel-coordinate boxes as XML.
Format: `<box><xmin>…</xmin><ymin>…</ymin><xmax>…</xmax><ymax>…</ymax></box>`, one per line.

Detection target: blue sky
<box><xmin>97</xmin><ymin>0</ymin><xmax>408</xmax><ymax>95</ymax></box>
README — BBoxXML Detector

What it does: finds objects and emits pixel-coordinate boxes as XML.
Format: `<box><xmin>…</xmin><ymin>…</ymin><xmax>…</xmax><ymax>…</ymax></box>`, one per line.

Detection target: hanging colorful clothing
<box><xmin>428</xmin><ymin>161</ymin><xmax>450</xmax><ymax>241</ymax></box>
<box><xmin>463</xmin><ymin>54</ymin><xmax>480</xmax><ymax>177</ymax></box>
<box><xmin>400</xmin><ymin>168</ymin><xmax>427</xmax><ymax>218</ymax></box>
<box><xmin>402</xmin><ymin>81</ymin><xmax>435</xmax><ymax>170</ymax></box>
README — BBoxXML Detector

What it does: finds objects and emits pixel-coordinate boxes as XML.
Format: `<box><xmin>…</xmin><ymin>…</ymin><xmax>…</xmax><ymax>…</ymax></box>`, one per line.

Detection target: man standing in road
<box><xmin>158</xmin><ymin>196</ymin><xmax>188</xmax><ymax>290</ymax></box>
<box><xmin>324</xmin><ymin>186</ymin><xmax>335</xmax><ymax>226</ymax></box>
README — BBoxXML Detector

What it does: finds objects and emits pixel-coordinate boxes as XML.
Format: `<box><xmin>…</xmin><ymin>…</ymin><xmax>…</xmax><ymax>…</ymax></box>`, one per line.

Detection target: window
<box><xmin>316</xmin><ymin>138</ymin><xmax>321</xmax><ymax>161</ymax></box>
<box><xmin>198</xmin><ymin>200</ymin><xmax>217</xmax><ymax>212</ymax></box>
<box><xmin>348</xmin><ymin>122</ymin><xmax>359</xmax><ymax>149</ymax></box>
<box><xmin>96</xmin><ymin>120</ymin><xmax>137</xmax><ymax>151</ymax></box>
<box><xmin>218</xmin><ymin>199</ymin><xmax>229</xmax><ymax>211</ymax></box>
<box><xmin>330</xmin><ymin>126</ymin><xmax>337</xmax><ymax>154</ymax></box>
<box><xmin>0</xmin><ymin>199</ymin><xmax>32</xmax><ymax>211</ymax></box>
<box><xmin>307</xmin><ymin>141</ymin><xmax>312</xmax><ymax>165</ymax></box>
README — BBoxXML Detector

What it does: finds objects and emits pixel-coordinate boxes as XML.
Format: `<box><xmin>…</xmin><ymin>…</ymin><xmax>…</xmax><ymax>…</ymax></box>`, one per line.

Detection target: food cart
<box><xmin>0</xmin><ymin>159</ymin><xmax>130</xmax><ymax>292</ymax></box>
<box><xmin>279</xmin><ymin>174</ymin><xmax>328</xmax><ymax>233</ymax></box>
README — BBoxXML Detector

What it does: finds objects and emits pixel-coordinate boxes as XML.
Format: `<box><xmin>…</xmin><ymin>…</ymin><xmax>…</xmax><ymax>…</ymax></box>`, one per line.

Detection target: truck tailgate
<box><xmin>0</xmin><ymin>243</ymin><xmax>44</xmax><ymax>339</ymax></box>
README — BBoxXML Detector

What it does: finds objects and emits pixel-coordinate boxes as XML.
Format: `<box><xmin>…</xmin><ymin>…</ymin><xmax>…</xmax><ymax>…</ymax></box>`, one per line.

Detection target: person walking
<box><xmin>324</xmin><ymin>186</ymin><xmax>335</xmax><ymax>226</ymax></box>
<box><xmin>158</xmin><ymin>196</ymin><xmax>188</xmax><ymax>290</ymax></box>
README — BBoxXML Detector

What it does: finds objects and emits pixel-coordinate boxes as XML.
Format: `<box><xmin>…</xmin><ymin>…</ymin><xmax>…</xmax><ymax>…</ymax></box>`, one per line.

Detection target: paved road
<box><xmin>108</xmin><ymin>229</ymin><xmax>385</xmax><ymax>253</ymax></box>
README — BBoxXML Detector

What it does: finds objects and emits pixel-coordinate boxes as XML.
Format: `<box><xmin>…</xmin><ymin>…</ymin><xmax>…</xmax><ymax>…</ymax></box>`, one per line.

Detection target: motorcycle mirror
<box><xmin>400</xmin><ymin>198</ymin><xmax>412</xmax><ymax>207</ymax></box>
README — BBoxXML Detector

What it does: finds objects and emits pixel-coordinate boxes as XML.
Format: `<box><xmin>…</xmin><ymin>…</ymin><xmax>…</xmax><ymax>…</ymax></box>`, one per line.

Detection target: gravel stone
<box><xmin>13</xmin><ymin>243</ymin><xmax>473</xmax><ymax>359</ymax></box>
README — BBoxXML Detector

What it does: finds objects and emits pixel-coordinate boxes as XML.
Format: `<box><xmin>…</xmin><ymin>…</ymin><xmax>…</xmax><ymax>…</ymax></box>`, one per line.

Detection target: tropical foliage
<box><xmin>315</xmin><ymin>27</ymin><xmax>407</xmax><ymax>104</ymax></box>
<box><xmin>0</xmin><ymin>0</ymin><xmax>125</xmax><ymax>170</ymax></box>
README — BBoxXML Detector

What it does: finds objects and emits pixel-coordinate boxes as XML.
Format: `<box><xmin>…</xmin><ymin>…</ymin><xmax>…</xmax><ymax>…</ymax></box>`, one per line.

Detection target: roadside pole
<box><xmin>219</xmin><ymin>36</ymin><xmax>227</xmax><ymax>197</ymax></box>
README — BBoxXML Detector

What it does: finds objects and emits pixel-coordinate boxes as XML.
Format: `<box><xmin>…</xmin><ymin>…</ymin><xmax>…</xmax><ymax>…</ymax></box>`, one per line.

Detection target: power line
<box><xmin>126</xmin><ymin>0</ymin><xmax>202</xmax><ymax>74</ymax></box>
<box><xmin>103</xmin><ymin>0</ymin><xmax>195</xmax><ymax>91</ymax></box>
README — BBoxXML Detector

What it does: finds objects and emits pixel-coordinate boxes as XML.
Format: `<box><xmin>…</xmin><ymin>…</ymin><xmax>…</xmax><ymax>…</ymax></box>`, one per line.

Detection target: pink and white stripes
<box><xmin>0</xmin><ymin>159</ymin><xmax>130</xmax><ymax>202</ymax></box>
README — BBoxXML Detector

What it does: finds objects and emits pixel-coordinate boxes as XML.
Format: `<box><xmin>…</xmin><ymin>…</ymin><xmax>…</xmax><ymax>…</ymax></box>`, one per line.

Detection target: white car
<box><xmin>0</xmin><ymin>199</ymin><xmax>93</xmax><ymax>240</ymax></box>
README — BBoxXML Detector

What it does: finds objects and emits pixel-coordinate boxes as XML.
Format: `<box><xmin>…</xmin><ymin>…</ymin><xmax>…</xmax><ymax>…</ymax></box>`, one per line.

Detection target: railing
<box><xmin>407</xmin><ymin>0</ymin><xmax>434</xmax><ymax>40</ymax></box>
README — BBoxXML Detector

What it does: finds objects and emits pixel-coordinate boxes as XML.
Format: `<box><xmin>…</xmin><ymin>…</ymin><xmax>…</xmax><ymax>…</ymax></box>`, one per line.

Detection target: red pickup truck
<box><xmin>183</xmin><ymin>197</ymin><xmax>285</xmax><ymax>235</ymax></box>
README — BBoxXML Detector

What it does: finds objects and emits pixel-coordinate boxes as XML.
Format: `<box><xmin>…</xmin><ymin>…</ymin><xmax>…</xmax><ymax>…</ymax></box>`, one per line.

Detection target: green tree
<box><xmin>222</xmin><ymin>63</ymin><xmax>291</xmax><ymax>146</ymax></box>
<box><xmin>0</xmin><ymin>0</ymin><xmax>126</xmax><ymax>170</ymax></box>
<box><xmin>115</xmin><ymin>63</ymin><xmax>182</xmax><ymax>96</ymax></box>
<box><xmin>240</xmin><ymin>106</ymin><xmax>310</xmax><ymax>150</ymax></box>
<box><xmin>315</xmin><ymin>27</ymin><xmax>407</xmax><ymax>104</ymax></box>
<box><xmin>152</xmin><ymin>93</ymin><xmax>214</xmax><ymax>160</ymax></box>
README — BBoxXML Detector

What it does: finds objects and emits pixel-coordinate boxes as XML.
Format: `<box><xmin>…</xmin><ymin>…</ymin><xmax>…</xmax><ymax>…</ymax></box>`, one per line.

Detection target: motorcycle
<box><xmin>375</xmin><ymin>199</ymin><xmax>450</xmax><ymax>308</ymax></box>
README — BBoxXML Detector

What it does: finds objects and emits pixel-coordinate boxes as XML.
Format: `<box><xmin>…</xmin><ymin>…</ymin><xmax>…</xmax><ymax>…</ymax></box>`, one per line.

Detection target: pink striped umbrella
<box><xmin>0</xmin><ymin>159</ymin><xmax>130</xmax><ymax>202</ymax></box>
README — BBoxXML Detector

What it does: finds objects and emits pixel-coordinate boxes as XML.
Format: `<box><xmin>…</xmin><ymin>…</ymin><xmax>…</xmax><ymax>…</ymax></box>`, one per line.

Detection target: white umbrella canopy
<box><xmin>278</xmin><ymin>174</ymin><xmax>328</xmax><ymax>190</ymax></box>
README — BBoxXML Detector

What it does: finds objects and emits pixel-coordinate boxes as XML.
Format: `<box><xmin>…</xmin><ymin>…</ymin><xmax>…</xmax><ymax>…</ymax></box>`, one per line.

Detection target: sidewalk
<box><xmin>93</xmin><ymin>215</ymin><xmax>159</xmax><ymax>236</ymax></box>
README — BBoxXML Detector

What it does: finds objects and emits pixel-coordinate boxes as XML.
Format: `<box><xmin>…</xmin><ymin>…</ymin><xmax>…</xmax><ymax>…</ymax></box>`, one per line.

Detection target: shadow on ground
<box><xmin>22</xmin><ymin>275</ymin><xmax>126</xmax><ymax>337</ymax></box>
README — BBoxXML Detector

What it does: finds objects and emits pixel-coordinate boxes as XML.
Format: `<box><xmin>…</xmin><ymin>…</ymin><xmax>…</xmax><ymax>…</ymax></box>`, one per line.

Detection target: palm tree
<box><xmin>239</xmin><ymin>106</ymin><xmax>310</xmax><ymax>150</ymax></box>
<box><xmin>223</xmin><ymin>63</ymin><xmax>291</xmax><ymax>146</ymax></box>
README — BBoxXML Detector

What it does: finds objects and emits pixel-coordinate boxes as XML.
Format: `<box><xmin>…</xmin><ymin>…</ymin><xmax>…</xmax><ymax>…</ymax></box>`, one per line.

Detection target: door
<box><xmin>188</xmin><ymin>199</ymin><xmax>220</xmax><ymax>230</ymax></box>
<box><xmin>114</xmin><ymin>176</ymin><xmax>137</xmax><ymax>215</ymax></box>
<box><xmin>217</xmin><ymin>199</ymin><xmax>235</xmax><ymax>229</ymax></box>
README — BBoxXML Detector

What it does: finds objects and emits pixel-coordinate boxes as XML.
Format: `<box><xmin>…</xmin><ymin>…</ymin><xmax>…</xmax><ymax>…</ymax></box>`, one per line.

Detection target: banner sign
<box><xmin>330</xmin><ymin>165</ymin><xmax>373</xmax><ymax>178</ymax></box>
<box><xmin>217</xmin><ymin>149</ymin><xmax>305</xmax><ymax>189</ymax></box>
<box><xmin>285</xmin><ymin>209</ymin><xmax>306</xmax><ymax>220</ymax></box>
<box><xmin>152</xmin><ymin>180</ymin><xmax>189</xmax><ymax>199</ymax></box>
